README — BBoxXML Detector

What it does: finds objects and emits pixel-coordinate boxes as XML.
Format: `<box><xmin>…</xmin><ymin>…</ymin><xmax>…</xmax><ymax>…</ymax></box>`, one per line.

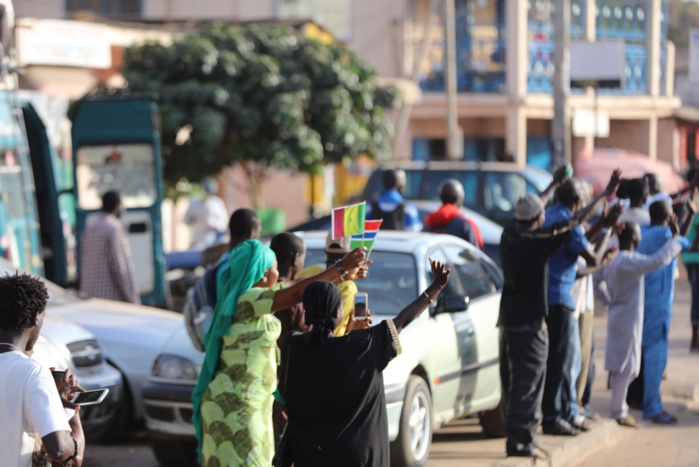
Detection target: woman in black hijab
<box><xmin>279</xmin><ymin>259</ymin><xmax>450</xmax><ymax>467</ymax></box>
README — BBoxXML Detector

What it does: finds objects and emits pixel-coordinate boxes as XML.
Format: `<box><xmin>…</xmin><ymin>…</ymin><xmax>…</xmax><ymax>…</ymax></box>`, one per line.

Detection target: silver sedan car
<box><xmin>143</xmin><ymin>231</ymin><xmax>504</xmax><ymax>466</ymax></box>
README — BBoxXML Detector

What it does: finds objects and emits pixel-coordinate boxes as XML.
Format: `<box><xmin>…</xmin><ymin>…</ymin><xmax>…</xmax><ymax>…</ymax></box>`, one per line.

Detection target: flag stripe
<box><xmin>351</xmin><ymin>231</ymin><xmax>378</xmax><ymax>241</ymax></box>
<box><xmin>350</xmin><ymin>239</ymin><xmax>375</xmax><ymax>250</ymax></box>
<box><xmin>365</xmin><ymin>220</ymin><xmax>383</xmax><ymax>231</ymax></box>
<box><xmin>332</xmin><ymin>207</ymin><xmax>345</xmax><ymax>239</ymax></box>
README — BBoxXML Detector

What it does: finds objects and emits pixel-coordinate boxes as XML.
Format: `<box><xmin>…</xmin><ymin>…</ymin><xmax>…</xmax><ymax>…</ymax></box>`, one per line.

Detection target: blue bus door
<box><xmin>71</xmin><ymin>97</ymin><xmax>167</xmax><ymax>307</ymax></box>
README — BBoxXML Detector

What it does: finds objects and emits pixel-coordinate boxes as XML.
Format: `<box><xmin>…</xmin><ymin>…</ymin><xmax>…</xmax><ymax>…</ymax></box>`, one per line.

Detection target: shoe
<box><xmin>649</xmin><ymin>412</ymin><xmax>677</xmax><ymax>425</ymax></box>
<box><xmin>584</xmin><ymin>408</ymin><xmax>600</xmax><ymax>421</ymax></box>
<box><xmin>570</xmin><ymin>416</ymin><xmax>590</xmax><ymax>432</ymax></box>
<box><xmin>507</xmin><ymin>444</ymin><xmax>549</xmax><ymax>460</ymax></box>
<box><xmin>615</xmin><ymin>414</ymin><xmax>638</xmax><ymax>428</ymax></box>
<box><xmin>542</xmin><ymin>420</ymin><xmax>580</xmax><ymax>436</ymax></box>
<box><xmin>690</xmin><ymin>345</ymin><xmax>699</xmax><ymax>354</ymax></box>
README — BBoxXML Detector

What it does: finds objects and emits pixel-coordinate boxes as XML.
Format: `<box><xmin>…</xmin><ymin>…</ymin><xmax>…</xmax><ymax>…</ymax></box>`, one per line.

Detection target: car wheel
<box><xmin>479</xmin><ymin>397</ymin><xmax>506</xmax><ymax>438</ymax></box>
<box><xmin>151</xmin><ymin>437</ymin><xmax>198</xmax><ymax>466</ymax></box>
<box><xmin>390</xmin><ymin>375</ymin><xmax>433</xmax><ymax>467</ymax></box>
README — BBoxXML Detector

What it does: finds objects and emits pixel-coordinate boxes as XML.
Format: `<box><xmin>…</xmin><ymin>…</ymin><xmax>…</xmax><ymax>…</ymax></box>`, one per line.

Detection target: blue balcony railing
<box><xmin>418</xmin><ymin>37</ymin><xmax>506</xmax><ymax>93</ymax></box>
<box><xmin>595</xmin><ymin>0</ymin><xmax>646</xmax><ymax>42</ymax></box>
<box><xmin>527</xmin><ymin>41</ymin><xmax>647</xmax><ymax>94</ymax></box>
<box><xmin>528</xmin><ymin>0</ymin><xmax>586</xmax><ymax>39</ymax></box>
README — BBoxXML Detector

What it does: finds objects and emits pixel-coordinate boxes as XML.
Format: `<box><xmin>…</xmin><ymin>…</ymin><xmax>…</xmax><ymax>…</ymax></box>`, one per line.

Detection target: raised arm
<box><xmin>392</xmin><ymin>259</ymin><xmax>451</xmax><ymax>333</ymax></box>
<box><xmin>573</xmin><ymin>168</ymin><xmax>622</xmax><ymax>225</ymax></box>
<box><xmin>539</xmin><ymin>166</ymin><xmax>569</xmax><ymax>205</ymax></box>
<box><xmin>680</xmin><ymin>187</ymin><xmax>699</xmax><ymax>236</ymax></box>
<box><xmin>270</xmin><ymin>247</ymin><xmax>367</xmax><ymax>312</ymax></box>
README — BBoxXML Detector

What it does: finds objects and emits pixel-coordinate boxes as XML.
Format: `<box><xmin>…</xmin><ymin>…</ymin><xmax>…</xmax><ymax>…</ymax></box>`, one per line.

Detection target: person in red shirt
<box><xmin>423</xmin><ymin>179</ymin><xmax>484</xmax><ymax>249</ymax></box>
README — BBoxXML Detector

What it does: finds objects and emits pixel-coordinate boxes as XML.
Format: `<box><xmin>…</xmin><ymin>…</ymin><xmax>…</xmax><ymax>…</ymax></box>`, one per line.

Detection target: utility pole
<box><xmin>445</xmin><ymin>0</ymin><xmax>463</xmax><ymax>160</ymax></box>
<box><xmin>552</xmin><ymin>0</ymin><xmax>571</xmax><ymax>168</ymax></box>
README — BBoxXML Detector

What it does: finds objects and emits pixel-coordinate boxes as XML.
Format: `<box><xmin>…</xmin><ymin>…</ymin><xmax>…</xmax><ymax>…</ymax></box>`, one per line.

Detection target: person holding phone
<box><xmin>0</xmin><ymin>274</ymin><xmax>85</xmax><ymax>467</ymax></box>
<box><xmin>278</xmin><ymin>259</ymin><xmax>450</xmax><ymax>467</ymax></box>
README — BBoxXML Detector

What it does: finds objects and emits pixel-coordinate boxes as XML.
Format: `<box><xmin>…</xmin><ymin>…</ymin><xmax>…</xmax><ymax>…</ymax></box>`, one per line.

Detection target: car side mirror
<box><xmin>434</xmin><ymin>294</ymin><xmax>470</xmax><ymax>315</ymax></box>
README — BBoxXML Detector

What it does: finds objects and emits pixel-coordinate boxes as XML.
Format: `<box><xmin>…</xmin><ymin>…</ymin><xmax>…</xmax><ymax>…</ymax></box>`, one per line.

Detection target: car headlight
<box><xmin>151</xmin><ymin>354</ymin><xmax>198</xmax><ymax>381</ymax></box>
<box><xmin>67</xmin><ymin>339</ymin><xmax>103</xmax><ymax>368</ymax></box>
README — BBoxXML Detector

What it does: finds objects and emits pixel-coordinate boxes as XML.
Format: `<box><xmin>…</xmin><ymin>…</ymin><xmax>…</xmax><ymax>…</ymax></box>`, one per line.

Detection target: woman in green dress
<box><xmin>192</xmin><ymin>239</ymin><xmax>366</xmax><ymax>467</ymax></box>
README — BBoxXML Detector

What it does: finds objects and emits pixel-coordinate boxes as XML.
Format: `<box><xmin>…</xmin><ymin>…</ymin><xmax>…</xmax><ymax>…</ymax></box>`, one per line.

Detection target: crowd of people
<box><xmin>6</xmin><ymin>163</ymin><xmax>699</xmax><ymax>466</ymax></box>
<box><xmin>499</xmin><ymin>167</ymin><xmax>699</xmax><ymax>459</ymax></box>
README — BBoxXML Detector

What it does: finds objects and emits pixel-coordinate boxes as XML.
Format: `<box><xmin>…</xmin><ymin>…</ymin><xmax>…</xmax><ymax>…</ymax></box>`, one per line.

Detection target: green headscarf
<box><xmin>191</xmin><ymin>239</ymin><xmax>277</xmax><ymax>459</ymax></box>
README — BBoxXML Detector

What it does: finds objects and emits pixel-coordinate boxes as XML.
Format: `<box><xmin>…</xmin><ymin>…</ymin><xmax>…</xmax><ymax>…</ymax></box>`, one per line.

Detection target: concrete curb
<box><xmin>491</xmin><ymin>420</ymin><xmax>629</xmax><ymax>467</ymax></box>
<box><xmin>665</xmin><ymin>383</ymin><xmax>699</xmax><ymax>404</ymax></box>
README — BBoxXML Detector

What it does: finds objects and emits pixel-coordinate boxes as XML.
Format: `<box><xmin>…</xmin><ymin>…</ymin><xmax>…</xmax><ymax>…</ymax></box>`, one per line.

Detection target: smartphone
<box><xmin>72</xmin><ymin>388</ymin><xmax>109</xmax><ymax>406</ymax></box>
<box><xmin>354</xmin><ymin>292</ymin><xmax>368</xmax><ymax>320</ymax></box>
<box><xmin>51</xmin><ymin>370</ymin><xmax>67</xmax><ymax>385</ymax></box>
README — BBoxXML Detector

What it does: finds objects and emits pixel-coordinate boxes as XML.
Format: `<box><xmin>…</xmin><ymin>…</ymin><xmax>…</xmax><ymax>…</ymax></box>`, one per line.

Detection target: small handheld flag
<box><xmin>331</xmin><ymin>202</ymin><xmax>366</xmax><ymax>240</ymax></box>
<box><xmin>350</xmin><ymin>220</ymin><xmax>383</xmax><ymax>250</ymax></box>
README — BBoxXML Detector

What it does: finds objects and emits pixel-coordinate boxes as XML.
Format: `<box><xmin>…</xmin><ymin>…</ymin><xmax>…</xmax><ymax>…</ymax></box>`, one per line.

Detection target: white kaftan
<box><xmin>602</xmin><ymin>238</ymin><xmax>681</xmax><ymax>376</ymax></box>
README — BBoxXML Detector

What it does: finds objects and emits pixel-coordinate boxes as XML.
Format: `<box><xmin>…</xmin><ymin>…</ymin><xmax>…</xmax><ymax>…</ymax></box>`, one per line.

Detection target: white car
<box><xmin>143</xmin><ymin>231</ymin><xmax>504</xmax><ymax>466</ymax></box>
<box><xmin>26</xmin><ymin>312</ymin><xmax>123</xmax><ymax>442</ymax></box>
<box><xmin>0</xmin><ymin>258</ymin><xmax>183</xmax><ymax>440</ymax></box>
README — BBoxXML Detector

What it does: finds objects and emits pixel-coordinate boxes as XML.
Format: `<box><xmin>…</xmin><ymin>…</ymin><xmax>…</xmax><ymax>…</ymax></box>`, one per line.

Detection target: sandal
<box><xmin>650</xmin><ymin>412</ymin><xmax>677</xmax><ymax>425</ymax></box>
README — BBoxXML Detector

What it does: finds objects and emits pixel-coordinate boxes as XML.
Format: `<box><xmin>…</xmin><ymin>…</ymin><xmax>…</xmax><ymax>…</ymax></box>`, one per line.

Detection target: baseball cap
<box><xmin>515</xmin><ymin>194</ymin><xmax>544</xmax><ymax>221</ymax></box>
<box><xmin>325</xmin><ymin>232</ymin><xmax>351</xmax><ymax>254</ymax></box>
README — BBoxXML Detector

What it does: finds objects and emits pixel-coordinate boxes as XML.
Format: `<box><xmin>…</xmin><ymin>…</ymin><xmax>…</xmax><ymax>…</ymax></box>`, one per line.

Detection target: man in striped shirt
<box><xmin>79</xmin><ymin>191</ymin><xmax>139</xmax><ymax>304</ymax></box>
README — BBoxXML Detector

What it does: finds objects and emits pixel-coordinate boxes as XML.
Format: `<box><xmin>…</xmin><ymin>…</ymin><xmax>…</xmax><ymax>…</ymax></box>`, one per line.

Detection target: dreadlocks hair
<box><xmin>0</xmin><ymin>273</ymin><xmax>49</xmax><ymax>331</ymax></box>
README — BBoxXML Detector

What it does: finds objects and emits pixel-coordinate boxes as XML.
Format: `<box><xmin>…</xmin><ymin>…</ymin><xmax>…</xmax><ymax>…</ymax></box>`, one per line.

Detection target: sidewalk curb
<box><xmin>665</xmin><ymin>383</ymin><xmax>699</xmax><ymax>404</ymax></box>
<box><xmin>491</xmin><ymin>420</ymin><xmax>628</xmax><ymax>467</ymax></box>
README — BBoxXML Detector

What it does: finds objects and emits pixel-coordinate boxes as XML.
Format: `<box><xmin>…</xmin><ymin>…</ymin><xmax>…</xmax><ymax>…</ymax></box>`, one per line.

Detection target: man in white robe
<box><xmin>601</xmin><ymin>220</ymin><xmax>681</xmax><ymax>426</ymax></box>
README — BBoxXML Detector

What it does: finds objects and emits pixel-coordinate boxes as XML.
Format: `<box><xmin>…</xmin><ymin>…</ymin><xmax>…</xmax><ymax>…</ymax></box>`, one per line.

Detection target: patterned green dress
<box><xmin>200</xmin><ymin>286</ymin><xmax>282</xmax><ymax>466</ymax></box>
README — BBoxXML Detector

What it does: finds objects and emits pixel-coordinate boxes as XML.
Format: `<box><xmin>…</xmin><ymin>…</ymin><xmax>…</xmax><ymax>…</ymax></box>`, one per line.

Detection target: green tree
<box><xmin>668</xmin><ymin>0</ymin><xmax>699</xmax><ymax>50</ymax></box>
<box><xmin>121</xmin><ymin>23</ymin><xmax>400</xmax><ymax>204</ymax></box>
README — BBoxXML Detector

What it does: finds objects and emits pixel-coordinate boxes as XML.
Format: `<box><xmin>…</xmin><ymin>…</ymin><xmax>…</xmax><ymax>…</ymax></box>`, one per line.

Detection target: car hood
<box><xmin>49</xmin><ymin>298</ymin><xmax>182</xmax><ymax>350</ymax></box>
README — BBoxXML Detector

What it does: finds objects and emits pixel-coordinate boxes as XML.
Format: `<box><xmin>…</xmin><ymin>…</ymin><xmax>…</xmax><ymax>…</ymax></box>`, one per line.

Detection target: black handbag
<box><xmin>272</xmin><ymin>334</ymin><xmax>295</xmax><ymax>467</ymax></box>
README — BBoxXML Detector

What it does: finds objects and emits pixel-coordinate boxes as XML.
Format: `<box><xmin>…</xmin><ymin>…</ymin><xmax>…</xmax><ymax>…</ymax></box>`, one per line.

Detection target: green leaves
<box><xmin>122</xmin><ymin>23</ymin><xmax>400</xmax><ymax>196</ymax></box>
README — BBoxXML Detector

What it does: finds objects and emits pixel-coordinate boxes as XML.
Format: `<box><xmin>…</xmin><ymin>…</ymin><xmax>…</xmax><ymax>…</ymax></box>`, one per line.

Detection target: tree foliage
<box><xmin>668</xmin><ymin>0</ymin><xmax>699</xmax><ymax>50</ymax></box>
<box><xmin>121</xmin><ymin>23</ymin><xmax>400</xmax><ymax>201</ymax></box>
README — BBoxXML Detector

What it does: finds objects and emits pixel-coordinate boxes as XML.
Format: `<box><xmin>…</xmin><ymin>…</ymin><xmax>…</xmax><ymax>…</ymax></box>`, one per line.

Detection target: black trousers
<box><xmin>542</xmin><ymin>305</ymin><xmax>573</xmax><ymax>426</ymax></box>
<box><xmin>500</xmin><ymin>325</ymin><xmax>548</xmax><ymax>454</ymax></box>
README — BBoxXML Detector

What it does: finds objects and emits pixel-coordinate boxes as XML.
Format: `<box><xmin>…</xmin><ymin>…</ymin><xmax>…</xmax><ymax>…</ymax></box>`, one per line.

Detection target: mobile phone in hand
<box><xmin>354</xmin><ymin>292</ymin><xmax>368</xmax><ymax>320</ymax></box>
<box><xmin>51</xmin><ymin>370</ymin><xmax>67</xmax><ymax>385</ymax></box>
<box><xmin>72</xmin><ymin>388</ymin><xmax>109</xmax><ymax>406</ymax></box>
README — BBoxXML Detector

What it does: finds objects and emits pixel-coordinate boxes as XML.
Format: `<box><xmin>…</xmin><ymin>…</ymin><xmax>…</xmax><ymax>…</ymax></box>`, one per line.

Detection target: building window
<box><xmin>411</xmin><ymin>0</ymin><xmax>506</xmax><ymax>93</ymax></box>
<box><xmin>276</xmin><ymin>0</ymin><xmax>351</xmax><ymax>40</ymax></box>
<box><xmin>65</xmin><ymin>0</ymin><xmax>142</xmax><ymax>20</ymax></box>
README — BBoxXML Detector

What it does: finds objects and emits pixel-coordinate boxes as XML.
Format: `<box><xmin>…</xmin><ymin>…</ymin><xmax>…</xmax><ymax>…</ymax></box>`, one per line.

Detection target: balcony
<box><xmin>527</xmin><ymin>41</ymin><xmax>647</xmax><ymax>94</ymax></box>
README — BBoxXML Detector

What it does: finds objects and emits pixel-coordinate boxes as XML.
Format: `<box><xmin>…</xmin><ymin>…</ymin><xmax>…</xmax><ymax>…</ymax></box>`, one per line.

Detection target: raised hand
<box><xmin>603</xmin><ymin>203</ymin><xmax>623</xmax><ymax>227</ymax></box>
<box><xmin>345</xmin><ymin>309</ymin><xmax>372</xmax><ymax>334</ymax></box>
<box><xmin>670</xmin><ymin>213</ymin><xmax>680</xmax><ymax>237</ymax></box>
<box><xmin>552</xmin><ymin>165</ymin><xmax>569</xmax><ymax>185</ymax></box>
<box><xmin>604</xmin><ymin>169</ymin><xmax>622</xmax><ymax>197</ymax></box>
<box><xmin>340</xmin><ymin>247</ymin><xmax>367</xmax><ymax>272</ymax></box>
<box><xmin>429</xmin><ymin>258</ymin><xmax>450</xmax><ymax>288</ymax></box>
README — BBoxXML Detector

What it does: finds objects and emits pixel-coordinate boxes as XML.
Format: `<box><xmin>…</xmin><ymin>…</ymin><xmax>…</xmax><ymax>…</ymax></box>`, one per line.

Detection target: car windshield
<box><xmin>305</xmin><ymin>249</ymin><xmax>418</xmax><ymax>316</ymax></box>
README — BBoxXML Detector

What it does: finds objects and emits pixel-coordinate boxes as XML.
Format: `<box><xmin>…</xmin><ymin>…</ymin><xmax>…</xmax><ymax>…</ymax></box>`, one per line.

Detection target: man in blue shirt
<box><xmin>634</xmin><ymin>201</ymin><xmax>693</xmax><ymax>424</ymax></box>
<box><xmin>366</xmin><ymin>169</ymin><xmax>421</xmax><ymax>231</ymax></box>
<box><xmin>541</xmin><ymin>176</ymin><xmax>619</xmax><ymax>436</ymax></box>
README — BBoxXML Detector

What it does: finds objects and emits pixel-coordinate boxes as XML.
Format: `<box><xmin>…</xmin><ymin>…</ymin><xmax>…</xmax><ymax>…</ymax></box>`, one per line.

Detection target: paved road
<box><xmin>84</xmin><ymin>281</ymin><xmax>699</xmax><ymax>467</ymax></box>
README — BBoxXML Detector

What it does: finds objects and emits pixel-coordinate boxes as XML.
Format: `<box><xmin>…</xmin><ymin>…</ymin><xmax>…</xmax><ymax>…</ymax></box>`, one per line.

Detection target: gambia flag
<box><xmin>350</xmin><ymin>220</ymin><xmax>383</xmax><ymax>250</ymax></box>
<box><xmin>331</xmin><ymin>202</ymin><xmax>366</xmax><ymax>240</ymax></box>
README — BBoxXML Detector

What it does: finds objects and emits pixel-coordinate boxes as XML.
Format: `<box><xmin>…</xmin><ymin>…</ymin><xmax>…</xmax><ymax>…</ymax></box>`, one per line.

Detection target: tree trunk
<box><xmin>241</xmin><ymin>162</ymin><xmax>267</xmax><ymax>210</ymax></box>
